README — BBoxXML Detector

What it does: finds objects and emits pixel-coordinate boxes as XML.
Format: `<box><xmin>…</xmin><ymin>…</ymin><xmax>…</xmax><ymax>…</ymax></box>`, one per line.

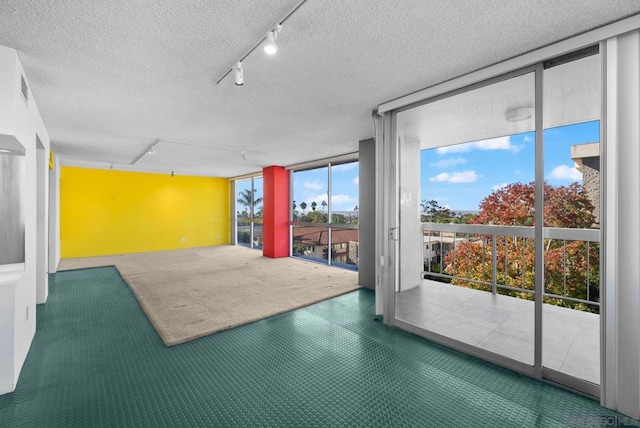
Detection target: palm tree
<box><xmin>236</xmin><ymin>189</ymin><xmax>263</xmax><ymax>218</ymax></box>
<box><xmin>321</xmin><ymin>200</ymin><xmax>327</xmax><ymax>213</ymax></box>
<box><xmin>300</xmin><ymin>201</ymin><xmax>307</xmax><ymax>214</ymax></box>
<box><xmin>311</xmin><ymin>201</ymin><xmax>317</xmax><ymax>212</ymax></box>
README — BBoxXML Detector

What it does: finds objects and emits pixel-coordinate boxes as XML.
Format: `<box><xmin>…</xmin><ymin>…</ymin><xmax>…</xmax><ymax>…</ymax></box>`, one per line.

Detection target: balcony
<box><xmin>395</xmin><ymin>222</ymin><xmax>600</xmax><ymax>385</ymax></box>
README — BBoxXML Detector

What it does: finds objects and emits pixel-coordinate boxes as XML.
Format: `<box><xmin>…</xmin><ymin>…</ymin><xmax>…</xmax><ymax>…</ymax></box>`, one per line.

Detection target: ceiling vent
<box><xmin>20</xmin><ymin>74</ymin><xmax>29</xmax><ymax>104</ymax></box>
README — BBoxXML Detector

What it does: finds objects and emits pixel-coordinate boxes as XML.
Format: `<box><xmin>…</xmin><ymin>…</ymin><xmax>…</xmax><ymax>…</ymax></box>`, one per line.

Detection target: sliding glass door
<box><xmin>390</xmin><ymin>47</ymin><xmax>601</xmax><ymax>396</ymax></box>
<box><xmin>395</xmin><ymin>70</ymin><xmax>537</xmax><ymax>367</ymax></box>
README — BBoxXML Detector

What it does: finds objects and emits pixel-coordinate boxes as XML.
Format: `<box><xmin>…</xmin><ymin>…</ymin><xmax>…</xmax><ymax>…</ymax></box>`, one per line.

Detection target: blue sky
<box><xmin>421</xmin><ymin>121</ymin><xmax>600</xmax><ymax>212</ymax></box>
<box><xmin>241</xmin><ymin>120</ymin><xmax>599</xmax><ymax>215</ymax></box>
<box><xmin>292</xmin><ymin>162</ymin><xmax>359</xmax><ymax>213</ymax></box>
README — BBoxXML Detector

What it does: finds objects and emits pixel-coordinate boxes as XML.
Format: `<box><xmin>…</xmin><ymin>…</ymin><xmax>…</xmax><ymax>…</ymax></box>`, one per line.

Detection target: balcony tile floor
<box><xmin>395</xmin><ymin>279</ymin><xmax>599</xmax><ymax>384</ymax></box>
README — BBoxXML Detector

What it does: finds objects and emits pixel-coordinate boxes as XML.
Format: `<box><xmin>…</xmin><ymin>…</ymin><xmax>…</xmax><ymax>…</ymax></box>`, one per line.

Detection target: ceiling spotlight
<box><xmin>0</xmin><ymin>149</ymin><xmax>10</xmax><ymax>153</ymax></box>
<box><xmin>234</xmin><ymin>61</ymin><xmax>244</xmax><ymax>86</ymax></box>
<box><xmin>264</xmin><ymin>24</ymin><xmax>282</xmax><ymax>55</ymax></box>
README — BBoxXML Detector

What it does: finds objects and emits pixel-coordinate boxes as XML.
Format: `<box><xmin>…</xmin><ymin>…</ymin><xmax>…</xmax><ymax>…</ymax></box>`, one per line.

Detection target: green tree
<box><xmin>331</xmin><ymin>213</ymin><xmax>347</xmax><ymax>224</ymax></box>
<box><xmin>292</xmin><ymin>242</ymin><xmax>307</xmax><ymax>256</ymax></box>
<box><xmin>321</xmin><ymin>200</ymin><xmax>327</xmax><ymax>213</ymax></box>
<box><xmin>421</xmin><ymin>199</ymin><xmax>460</xmax><ymax>223</ymax></box>
<box><xmin>308</xmin><ymin>211</ymin><xmax>327</xmax><ymax>223</ymax></box>
<box><xmin>351</xmin><ymin>206</ymin><xmax>359</xmax><ymax>224</ymax></box>
<box><xmin>300</xmin><ymin>201</ymin><xmax>307</xmax><ymax>214</ymax></box>
<box><xmin>311</xmin><ymin>201</ymin><xmax>317</xmax><ymax>212</ymax></box>
<box><xmin>237</xmin><ymin>230</ymin><xmax>250</xmax><ymax>244</ymax></box>
<box><xmin>460</xmin><ymin>213</ymin><xmax>477</xmax><ymax>224</ymax></box>
<box><xmin>236</xmin><ymin>189</ymin><xmax>263</xmax><ymax>218</ymax></box>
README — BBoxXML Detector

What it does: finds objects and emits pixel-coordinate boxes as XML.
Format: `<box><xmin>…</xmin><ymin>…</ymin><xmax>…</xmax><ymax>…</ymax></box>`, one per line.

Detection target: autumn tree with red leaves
<box><xmin>471</xmin><ymin>182</ymin><xmax>595</xmax><ymax>228</ymax></box>
<box><xmin>441</xmin><ymin>182</ymin><xmax>599</xmax><ymax>312</ymax></box>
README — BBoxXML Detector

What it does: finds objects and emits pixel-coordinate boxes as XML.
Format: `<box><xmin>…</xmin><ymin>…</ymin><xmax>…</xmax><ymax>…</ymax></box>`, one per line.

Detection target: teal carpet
<box><xmin>0</xmin><ymin>267</ymin><xmax>634</xmax><ymax>427</ymax></box>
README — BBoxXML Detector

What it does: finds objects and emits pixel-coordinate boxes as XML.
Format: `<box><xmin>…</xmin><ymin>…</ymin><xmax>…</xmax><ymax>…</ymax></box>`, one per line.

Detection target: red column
<box><xmin>262</xmin><ymin>166</ymin><xmax>290</xmax><ymax>258</ymax></box>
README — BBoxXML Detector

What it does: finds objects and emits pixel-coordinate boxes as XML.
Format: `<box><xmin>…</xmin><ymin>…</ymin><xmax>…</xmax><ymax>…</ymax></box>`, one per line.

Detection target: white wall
<box><xmin>36</xmin><ymin>141</ymin><xmax>49</xmax><ymax>303</ymax></box>
<box><xmin>0</xmin><ymin>267</ymin><xmax>19</xmax><ymax>394</ymax></box>
<box><xmin>603</xmin><ymin>30</ymin><xmax>640</xmax><ymax>420</ymax></box>
<box><xmin>0</xmin><ymin>47</ymin><xmax>18</xmax><ymax>153</ymax></box>
<box><xmin>0</xmin><ymin>45</ymin><xmax>50</xmax><ymax>395</ymax></box>
<box><xmin>48</xmin><ymin>157</ymin><xmax>60</xmax><ymax>273</ymax></box>
<box><xmin>398</xmin><ymin>136</ymin><xmax>422</xmax><ymax>292</ymax></box>
<box><xmin>358</xmin><ymin>139</ymin><xmax>376</xmax><ymax>289</ymax></box>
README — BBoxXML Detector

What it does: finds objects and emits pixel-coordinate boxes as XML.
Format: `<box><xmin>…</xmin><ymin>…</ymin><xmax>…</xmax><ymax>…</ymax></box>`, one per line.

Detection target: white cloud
<box><xmin>331</xmin><ymin>194</ymin><xmax>355</xmax><ymax>204</ymax></box>
<box><xmin>475</xmin><ymin>137</ymin><xmax>514</xmax><ymax>150</ymax></box>
<box><xmin>303</xmin><ymin>180</ymin><xmax>324</xmax><ymax>190</ymax></box>
<box><xmin>436</xmin><ymin>145</ymin><xmax>467</xmax><ymax>154</ymax></box>
<box><xmin>299</xmin><ymin>193</ymin><xmax>358</xmax><ymax>210</ymax></box>
<box><xmin>436</xmin><ymin>136</ymin><xmax>523</xmax><ymax>154</ymax></box>
<box><xmin>332</xmin><ymin>194</ymin><xmax>358</xmax><ymax>211</ymax></box>
<box><xmin>491</xmin><ymin>182</ymin><xmax>510</xmax><ymax>191</ymax></box>
<box><xmin>549</xmin><ymin>165</ymin><xmax>582</xmax><ymax>181</ymax></box>
<box><xmin>308</xmin><ymin>193</ymin><xmax>328</xmax><ymax>203</ymax></box>
<box><xmin>353</xmin><ymin>177</ymin><xmax>359</xmax><ymax>185</ymax></box>
<box><xmin>523</xmin><ymin>135</ymin><xmax>533</xmax><ymax>142</ymax></box>
<box><xmin>431</xmin><ymin>157</ymin><xmax>467</xmax><ymax>168</ymax></box>
<box><xmin>428</xmin><ymin>170</ymin><xmax>480</xmax><ymax>183</ymax></box>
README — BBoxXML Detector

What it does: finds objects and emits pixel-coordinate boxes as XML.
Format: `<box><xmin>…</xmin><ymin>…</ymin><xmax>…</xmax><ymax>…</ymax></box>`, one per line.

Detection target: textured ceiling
<box><xmin>399</xmin><ymin>53</ymin><xmax>601</xmax><ymax>149</ymax></box>
<box><xmin>1</xmin><ymin>1</ymin><xmax>639</xmax><ymax>177</ymax></box>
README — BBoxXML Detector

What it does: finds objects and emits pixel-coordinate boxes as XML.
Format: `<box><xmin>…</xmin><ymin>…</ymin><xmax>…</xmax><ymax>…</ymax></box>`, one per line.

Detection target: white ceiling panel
<box><xmin>0</xmin><ymin>1</ymin><xmax>638</xmax><ymax>176</ymax></box>
<box><xmin>398</xmin><ymin>52</ymin><xmax>601</xmax><ymax>150</ymax></box>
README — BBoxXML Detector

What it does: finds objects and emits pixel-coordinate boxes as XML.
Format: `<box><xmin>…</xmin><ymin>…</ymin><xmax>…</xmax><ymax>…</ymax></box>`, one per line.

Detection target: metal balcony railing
<box><xmin>421</xmin><ymin>222</ymin><xmax>600</xmax><ymax>311</ymax></box>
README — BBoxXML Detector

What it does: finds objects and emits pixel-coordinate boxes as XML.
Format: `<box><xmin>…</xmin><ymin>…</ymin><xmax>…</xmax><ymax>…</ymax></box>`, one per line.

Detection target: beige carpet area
<box><xmin>58</xmin><ymin>246</ymin><xmax>360</xmax><ymax>346</ymax></box>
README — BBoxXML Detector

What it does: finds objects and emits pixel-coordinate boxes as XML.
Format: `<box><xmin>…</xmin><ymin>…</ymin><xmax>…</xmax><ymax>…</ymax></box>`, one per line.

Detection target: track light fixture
<box><xmin>132</xmin><ymin>138</ymin><xmax>161</xmax><ymax>164</ymax></box>
<box><xmin>264</xmin><ymin>25</ymin><xmax>282</xmax><ymax>55</ymax></box>
<box><xmin>234</xmin><ymin>62</ymin><xmax>244</xmax><ymax>86</ymax></box>
<box><xmin>215</xmin><ymin>0</ymin><xmax>309</xmax><ymax>86</ymax></box>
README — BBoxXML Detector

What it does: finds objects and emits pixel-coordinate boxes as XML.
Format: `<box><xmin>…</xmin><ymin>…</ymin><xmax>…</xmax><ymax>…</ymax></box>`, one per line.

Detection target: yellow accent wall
<box><xmin>61</xmin><ymin>167</ymin><xmax>230</xmax><ymax>258</ymax></box>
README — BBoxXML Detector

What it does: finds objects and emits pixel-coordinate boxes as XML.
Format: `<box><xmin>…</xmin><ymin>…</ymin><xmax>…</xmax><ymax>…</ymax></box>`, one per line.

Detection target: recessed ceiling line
<box><xmin>157</xmin><ymin>138</ymin><xmax>266</xmax><ymax>154</ymax></box>
<box><xmin>132</xmin><ymin>137</ymin><xmax>267</xmax><ymax>165</ymax></box>
<box><xmin>214</xmin><ymin>0</ymin><xmax>310</xmax><ymax>85</ymax></box>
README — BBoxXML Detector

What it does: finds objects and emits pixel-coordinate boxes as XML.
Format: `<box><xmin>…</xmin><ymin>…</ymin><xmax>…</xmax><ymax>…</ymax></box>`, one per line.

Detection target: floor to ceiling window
<box><xmin>396</xmin><ymin>71</ymin><xmax>538</xmax><ymax>368</ymax></box>
<box><xmin>541</xmin><ymin>51</ymin><xmax>601</xmax><ymax>386</ymax></box>
<box><xmin>235</xmin><ymin>176</ymin><xmax>263</xmax><ymax>250</ymax></box>
<box><xmin>391</xmin><ymin>46</ymin><xmax>601</xmax><ymax>396</ymax></box>
<box><xmin>291</xmin><ymin>160</ymin><xmax>359</xmax><ymax>270</ymax></box>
